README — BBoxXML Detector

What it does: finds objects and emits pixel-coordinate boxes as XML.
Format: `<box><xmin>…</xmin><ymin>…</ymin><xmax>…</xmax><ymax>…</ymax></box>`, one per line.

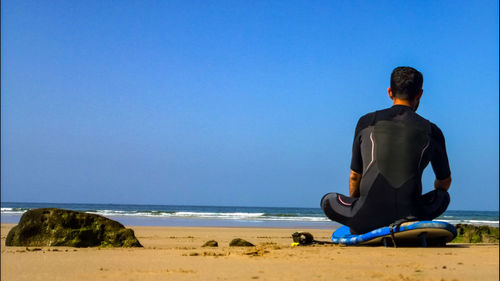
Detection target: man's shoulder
<box><xmin>401</xmin><ymin>112</ymin><xmax>445</xmax><ymax>140</ymax></box>
<box><xmin>355</xmin><ymin>106</ymin><xmax>440</xmax><ymax>132</ymax></box>
<box><xmin>357</xmin><ymin>111</ymin><xmax>376</xmax><ymax>123</ymax></box>
<box><xmin>355</xmin><ymin>111</ymin><xmax>377</xmax><ymax>132</ymax></box>
<box><xmin>355</xmin><ymin>106</ymin><xmax>395</xmax><ymax>126</ymax></box>
<box><xmin>429</xmin><ymin>122</ymin><xmax>445</xmax><ymax>139</ymax></box>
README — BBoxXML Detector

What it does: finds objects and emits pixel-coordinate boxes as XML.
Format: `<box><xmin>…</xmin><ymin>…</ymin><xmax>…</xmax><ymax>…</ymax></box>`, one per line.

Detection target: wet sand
<box><xmin>1</xmin><ymin>224</ymin><xmax>498</xmax><ymax>281</ymax></box>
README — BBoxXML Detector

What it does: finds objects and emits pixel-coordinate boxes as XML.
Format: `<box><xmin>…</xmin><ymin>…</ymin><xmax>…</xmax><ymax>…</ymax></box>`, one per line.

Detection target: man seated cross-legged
<box><xmin>321</xmin><ymin>66</ymin><xmax>452</xmax><ymax>234</ymax></box>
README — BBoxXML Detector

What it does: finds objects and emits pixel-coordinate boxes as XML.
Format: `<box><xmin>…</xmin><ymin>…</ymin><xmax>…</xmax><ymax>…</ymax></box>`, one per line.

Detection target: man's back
<box><xmin>352</xmin><ymin>105</ymin><xmax>449</xmax><ymax>196</ymax></box>
<box><xmin>347</xmin><ymin>105</ymin><xmax>450</xmax><ymax>231</ymax></box>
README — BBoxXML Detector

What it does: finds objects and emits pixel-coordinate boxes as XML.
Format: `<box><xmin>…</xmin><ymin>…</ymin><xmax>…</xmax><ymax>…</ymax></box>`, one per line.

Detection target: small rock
<box><xmin>202</xmin><ymin>240</ymin><xmax>218</xmax><ymax>247</ymax></box>
<box><xmin>229</xmin><ymin>238</ymin><xmax>254</xmax><ymax>247</ymax></box>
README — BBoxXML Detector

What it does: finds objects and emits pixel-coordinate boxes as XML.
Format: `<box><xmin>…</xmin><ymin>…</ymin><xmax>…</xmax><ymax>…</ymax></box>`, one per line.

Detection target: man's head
<box><xmin>388</xmin><ymin>66</ymin><xmax>424</xmax><ymax>110</ymax></box>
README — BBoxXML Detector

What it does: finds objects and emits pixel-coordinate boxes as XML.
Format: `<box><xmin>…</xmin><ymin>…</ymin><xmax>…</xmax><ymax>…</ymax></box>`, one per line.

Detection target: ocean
<box><xmin>1</xmin><ymin>202</ymin><xmax>498</xmax><ymax>229</ymax></box>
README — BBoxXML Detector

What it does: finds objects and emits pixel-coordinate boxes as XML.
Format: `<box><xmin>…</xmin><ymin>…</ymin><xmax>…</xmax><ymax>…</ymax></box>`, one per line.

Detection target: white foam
<box><xmin>88</xmin><ymin>210</ymin><xmax>172</xmax><ymax>218</ymax></box>
<box><xmin>468</xmin><ymin>220</ymin><xmax>499</xmax><ymax>224</ymax></box>
<box><xmin>173</xmin><ymin>212</ymin><xmax>265</xmax><ymax>219</ymax></box>
<box><xmin>263</xmin><ymin>216</ymin><xmax>329</xmax><ymax>222</ymax></box>
<box><xmin>2</xmin><ymin>207</ymin><xmax>497</xmax><ymax>225</ymax></box>
<box><xmin>88</xmin><ymin>211</ymin><xmax>328</xmax><ymax>222</ymax></box>
<box><xmin>1</xmin><ymin>208</ymin><xmax>26</xmax><ymax>214</ymax></box>
<box><xmin>440</xmin><ymin>219</ymin><xmax>499</xmax><ymax>226</ymax></box>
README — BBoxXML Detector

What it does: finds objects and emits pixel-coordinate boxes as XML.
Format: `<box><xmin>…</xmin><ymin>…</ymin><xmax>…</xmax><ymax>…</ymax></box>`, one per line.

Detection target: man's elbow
<box><xmin>350</xmin><ymin>170</ymin><xmax>362</xmax><ymax>181</ymax></box>
<box><xmin>435</xmin><ymin>176</ymin><xmax>452</xmax><ymax>191</ymax></box>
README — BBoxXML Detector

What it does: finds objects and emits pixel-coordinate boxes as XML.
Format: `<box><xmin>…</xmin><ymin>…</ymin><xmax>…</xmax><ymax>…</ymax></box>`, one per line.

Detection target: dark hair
<box><xmin>390</xmin><ymin>66</ymin><xmax>423</xmax><ymax>100</ymax></box>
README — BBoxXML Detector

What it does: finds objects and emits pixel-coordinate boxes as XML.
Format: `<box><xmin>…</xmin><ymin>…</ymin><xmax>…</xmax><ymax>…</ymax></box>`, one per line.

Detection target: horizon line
<box><xmin>1</xmin><ymin>201</ymin><xmax>498</xmax><ymax>213</ymax></box>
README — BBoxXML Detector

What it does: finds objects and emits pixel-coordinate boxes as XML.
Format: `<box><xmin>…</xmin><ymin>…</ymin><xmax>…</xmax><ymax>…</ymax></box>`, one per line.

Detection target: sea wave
<box><xmin>1</xmin><ymin>207</ymin><xmax>28</xmax><ymax>214</ymax></box>
<box><xmin>466</xmin><ymin>220</ymin><xmax>499</xmax><ymax>224</ymax></box>
<box><xmin>87</xmin><ymin>210</ymin><xmax>175</xmax><ymax>217</ymax></box>
<box><xmin>439</xmin><ymin>219</ymin><xmax>499</xmax><ymax>226</ymax></box>
<box><xmin>93</xmin><ymin>211</ymin><xmax>331</xmax><ymax>222</ymax></box>
<box><xmin>0</xmin><ymin>208</ymin><xmax>329</xmax><ymax>222</ymax></box>
<box><xmin>1</xmin><ymin>207</ymin><xmax>497</xmax><ymax>225</ymax></box>
<box><xmin>173</xmin><ymin>212</ymin><xmax>265</xmax><ymax>218</ymax></box>
<box><xmin>261</xmin><ymin>216</ymin><xmax>329</xmax><ymax>222</ymax></box>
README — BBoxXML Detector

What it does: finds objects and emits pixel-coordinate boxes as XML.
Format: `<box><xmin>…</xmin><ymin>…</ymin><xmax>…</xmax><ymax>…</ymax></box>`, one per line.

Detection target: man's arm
<box><xmin>349</xmin><ymin>170</ymin><xmax>362</xmax><ymax>197</ymax></box>
<box><xmin>430</xmin><ymin>123</ymin><xmax>452</xmax><ymax>192</ymax></box>
<box><xmin>434</xmin><ymin>176</ymin><xmax>451</xmax><ymax>191</ymax></box>
<box><xmin>350</xmin><ymin>116</ymin><xmax>367</xmax><ymax>198</ymax></box>
<box><xmin>349</xmin><ymin>114</ymin><xmax>372</xmax><ymax>198</ymax></box>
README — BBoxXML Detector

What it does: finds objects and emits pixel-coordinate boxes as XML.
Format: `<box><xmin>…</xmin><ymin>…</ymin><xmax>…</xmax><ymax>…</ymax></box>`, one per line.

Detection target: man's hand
<box><xmin>349</xmin><ymin>170</ymin><xmax>362</xmax><ymax>197</ymax></box>
<box><xmin>434</xmin><ymin>176</ymin><xmax>451</xmax><ymax>191</ymax></box>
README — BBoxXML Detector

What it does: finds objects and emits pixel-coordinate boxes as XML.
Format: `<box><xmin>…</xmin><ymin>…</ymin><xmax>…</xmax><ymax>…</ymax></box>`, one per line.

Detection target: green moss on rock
<box><xmin>452</xmin><ymin>224</ymin><xmax>499</xmax><ymax>243</ymax></box>
<box><xmin>5</xmin><ymin>208</ymin><xmax>142</xmax><ymax>248</ymax></box>
<box><xmin>229</xmin><ymin>238</ymin><xmax>254</xmax><ymax>247</ymax></box>
<box><xmin>202</xmin><ymin>240</ymin><xmax>218</xmax><ymax>247</ymax></box>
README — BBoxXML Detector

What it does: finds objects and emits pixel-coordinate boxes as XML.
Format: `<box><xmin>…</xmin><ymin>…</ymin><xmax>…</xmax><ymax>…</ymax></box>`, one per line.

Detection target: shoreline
<box><xmin>2</xmin><ymin>223</ymin><xmax>499</xmax><ymax>281</ymax></box>
<box><xmin>2</xmin><ymin>213</ymin><xmax>498</xmax><ymax>229</ymax></box>
<box><xmin>0</xmin><ymin>214</ymin><xmax>341</xmax><ymax>229</ymax></box>
<box><xmin>0</xmin><ymin>222</ymin><xmax>336</xmax><ymax>231</ymax></box>
<box><xmin>2</xmin><ymin>203</ymin><xmax>498</xmax><ymax>229</ymax></box>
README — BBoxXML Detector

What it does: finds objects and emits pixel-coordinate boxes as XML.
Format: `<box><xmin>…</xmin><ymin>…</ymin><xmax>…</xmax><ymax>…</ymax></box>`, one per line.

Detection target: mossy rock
<box><xmin>452</xmin><ymin>224</ymin><xmax>499</xmax><ymax>243</ymax></box>
<box><xmin>5</xmin><ymin>208</ymin><xmax>142</xmax><ymax>248</ymax></box>
<box><xmin>202</xmin><ymin>240</ymin><xmax>218</xmax><ymax>247</ymax></box>
<box><xmin>229</xmin><ymin>238</ymin><xmax>254</xmax><ymax>247</ymax></box>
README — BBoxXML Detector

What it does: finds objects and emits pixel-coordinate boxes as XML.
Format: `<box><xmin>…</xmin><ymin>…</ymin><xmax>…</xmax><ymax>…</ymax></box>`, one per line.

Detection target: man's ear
<box><xmin>387</xmin><ymin>87</ymin><xmax>394</xmax><ymax>100</ymax></box>
<box><xmin>415</xmin><ymin>89</ymin><xmax>423</xmax><ymax>102</ymax></box>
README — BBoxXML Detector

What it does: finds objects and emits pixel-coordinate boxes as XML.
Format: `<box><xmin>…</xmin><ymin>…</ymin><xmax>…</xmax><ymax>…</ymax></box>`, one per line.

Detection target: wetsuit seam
<box><xmin>417</xmin><ymin>140</ymin><xmax>430</xmax><ymax>171</ymax></box>
<box><xmin>364</xmin><ymin>132</ymin><xmax>375</xmax><ymax>173</ymax></box>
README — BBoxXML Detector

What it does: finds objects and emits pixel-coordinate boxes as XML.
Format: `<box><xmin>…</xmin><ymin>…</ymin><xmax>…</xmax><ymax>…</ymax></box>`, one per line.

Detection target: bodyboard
<box><xmin>331</xmin><ymin>221</ymin><xmax>457</xmax><ymax>246</ymax></box>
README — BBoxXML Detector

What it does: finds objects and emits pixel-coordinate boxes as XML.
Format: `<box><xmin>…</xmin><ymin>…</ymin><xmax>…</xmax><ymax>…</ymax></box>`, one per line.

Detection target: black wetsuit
<box><xmin>321</xmin><ymin>105</ymin><xmax>451</xmax><ymax>234</ymax></box>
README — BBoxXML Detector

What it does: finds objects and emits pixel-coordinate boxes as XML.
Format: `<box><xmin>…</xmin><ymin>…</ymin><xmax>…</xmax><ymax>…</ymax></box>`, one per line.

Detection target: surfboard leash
<box><xmin>291</xmin><ymin>232</ymin><xmax>335</xmax><ymax>246</ymax></box>
<box><xmin>387</xmin><ymin>216</ymin><xmax>419</xmax><ymax>248</ymax></box>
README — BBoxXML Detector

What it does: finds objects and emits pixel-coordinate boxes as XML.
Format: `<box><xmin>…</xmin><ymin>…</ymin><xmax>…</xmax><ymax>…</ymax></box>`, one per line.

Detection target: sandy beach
<box><xmin>1</xmin><ymin>223</ymin><xmax>498</xmax><ymax>281</ymax></box>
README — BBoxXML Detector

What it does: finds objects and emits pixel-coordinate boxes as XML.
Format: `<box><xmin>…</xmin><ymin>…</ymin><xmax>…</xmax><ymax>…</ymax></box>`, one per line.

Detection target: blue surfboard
<box><xmin>331</xmin><ymin>221</ymin><xmax>457</xmax><ymax>246</ymax></box>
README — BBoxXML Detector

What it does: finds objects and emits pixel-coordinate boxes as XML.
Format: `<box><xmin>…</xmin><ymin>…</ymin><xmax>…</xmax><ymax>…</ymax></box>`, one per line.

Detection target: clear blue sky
<box><xmin>1</xmin><ymin>0</ymin><xmax>498</xmax><ymax>210</ymax></box>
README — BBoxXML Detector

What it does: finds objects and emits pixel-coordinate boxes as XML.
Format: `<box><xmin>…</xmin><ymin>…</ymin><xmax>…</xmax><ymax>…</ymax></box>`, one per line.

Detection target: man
<box><xmin>321</xmin><ymin>66</ymin><xmax>452</xmax><ymax>234</ymax></box>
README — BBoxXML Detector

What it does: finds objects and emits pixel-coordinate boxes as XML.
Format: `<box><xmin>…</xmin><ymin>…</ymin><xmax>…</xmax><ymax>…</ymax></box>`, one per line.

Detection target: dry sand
<box><xmin>1</xmin><ymin>224</ymin><xmax>498</xmax><ymax>281</ymax></box>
